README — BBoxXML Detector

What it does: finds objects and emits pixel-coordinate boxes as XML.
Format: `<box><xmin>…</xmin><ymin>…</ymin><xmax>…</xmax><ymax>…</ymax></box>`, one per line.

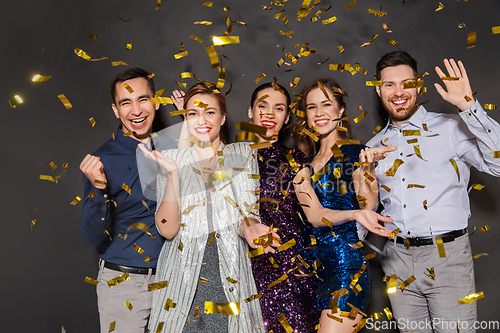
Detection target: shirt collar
<box><xmin>115</xmin><ymin>125</ymin><xmax>145</xmax><ymax>152</ymax></box>
<box><xmin>382</xmin><ymin>105</ymin><xmax>428</xmax><ymax>134</ymax></box>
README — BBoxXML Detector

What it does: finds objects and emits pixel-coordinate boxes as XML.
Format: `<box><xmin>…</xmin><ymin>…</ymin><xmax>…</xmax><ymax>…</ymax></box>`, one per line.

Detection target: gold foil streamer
<box><xmin>297</xmin><ymin>0</ymin><xmax>312</xmax><ymax>20</ymax></box>
<box><xmin>213</xmin><ymin>36</ymin><xmax>240</xmax><ymax>46</ymax></box>
<box><xmin>204</xmin><ymin>302</ymin><xmax>240</xmax><ymax>315</ymax></box>
<box><xmin>387</xmin><ymin>275</ymin><xmax>397</xmax><ymax>294</ymax></box>
<box><xmin>321</xmin><ymin>217</ymin><xmax>334</xmax><ymax>228</ymax></box>
<box><xmin>353</xmin><ymin>110</ymin><xmax>368</xmax><ymax>123</ymax></box>
<box><xmin>479</xmin><ymin>225</ymin><xmax>489</xmax><ymax>232</ymax></box>
<box><xmin>181</xmin><ymin>204</ymin><xmax>198</xmax><ymax>216</ymax></box>
<box><xmin>170</xmin><ymin>109</ymin><xmax>187</xmax><ymax>117</ymax></box>
<box><xmin>194</xmin><ymin>20</ymin><xmax>213</xmax><ymax>25</ymax></box>
<box><xmin>277</xmin><ymin>238</ymin><xmax>296</xmax><ymax>252</ymax></box>
<box><xmin>9</xmin><ymin>95</ymin><xmax>23</xmax><ymax>108</ymax></box>
<box><xmin>493</xmin><ymin>151</ymin><xmax>500</xmax><ymax>158</ymax></box>
<box><xmin>194</xmin><ymin>307</ymin><xmax>200</xmax><ymax>318</ymax></box>
<box><xmin>363</xmin><ymin>172</ymin><xmax>375</xmax><ymax>183</ymax></box>
<box><xmin>198</xmin><ymin>277</ymin><xmax>209</xmax><ymax>284</ymax></box>
<box><xmin>205</xmin><ymin>46</ymin><xmax>219</xmax><ymax>68</ymax></box>
<box><xmin>345</xmin><ymin>0</ymin><xmax>357</xmax><ymax>10</ymax></box>
<box><xmin>379</xmin><ymin>185</ymin><xmax>391</xmax><ymax>193</ymax></box>
<box><xmin>383</xmin><ymin>23</ymin><xmax>393</xmax><ymax>33</ymax></box>
<box><xmin>57</xmin><ymin>94</ymin><xmax>73</xmax><ymax>109</ymax></box>
<box><xmin>363</xmin><ymin>252</ymin><xmax>376</xmax><ymax>261</ymax></box>
<box><xmin>435</xmin><ymin>237</ymin><xmax>446</xmax><ymax>258</ymax></box>
<box><xmin>174</xmin><ymin>51</ymin><xmax>189</xmax><ymax>60</ymax></box>
<box><xmin>248</xmin><ymin>247</ymin><xmax>266</xmax><ymax>258</ymax></box>
<box><xmin>31</xmin><ymin>74</ymin><xmax>52</xmax><ymax>82</ymax></box>
<box><xmin>109</xmin><ymin>321</ymin><xmax>116</xmax><ymax>332</ymax></box>
<box><xmin>366</xmin><ymin>80</ymin><xmax>382</xmax><ymax>86</ymax></box>
<box><xmin>404</xmin><ymin>80</ymin><xmax>424</xmax><ymax>89</ymax></box>
<box><xmin>407</xmin><ymin>184</ymin><xmax>425</xmax><ymax>189</ymax></box>
<box><xmin>360</xmin><ymin>34</ymin><xmax>378</xmax><ymax>47</ymax></box>
<box><xmin>154</xmin><ymin>323</ymin><xmax>164</xmax><ymax>333</ymax></box>
<box><xmin>277</xmin><ymin>313</ymin><xmax>294</xmax><ymax>333</ymax></box>
<box><xmin>133</xmin><ymin>243</ymin><xmax>145</xmax><ymax>254</ymax></box>
<box><xmin>244</xmin><ymin>293</ymin><xmax>262</xmax><ymax>303</ymax></box>
<box><xmin>331</xmin><ymin>143</ymin><xmax>344</xmax><ymax>159</ymax></box>
<box><xmin>122</xmin><ymin>183</ymin><xmax>132</xmax><ymax>195</ymax></box>
<box><xmin>467</xmin><ymin>32</ymin><xmax>476</xmax><ymax>49</ymax></box>
<box><xmin>349</xmin><ymin>241</ymin><xmax>364</xmax><ymax>249</ymax></box>
<box><xmin>105</xmin><ymin>199</ymin><xmax>117</xmax><ymax>207</ymax></box>
<box><xmin>126</xmin><ymin>43</ymin><xmax>132</xmax><ymax>50</ymax></box>
<box><xmin>389</xmin><ymin>228</ymin><xmax>401</xmax><ymax>240</ymax></box>
<box><xmin>84</xmin><ymin>276</ymin><xmax>99</xmax><ymax>285</ymax></box>
<box><xmin>125</xmin><ymin>301</ymin><xmax>133</xmax><ymax>311</ymax></box>
<box><xmin>449</xmin><ymin>158</ymin><xmax>460</xmax><ymax>181</ymax></box>
<box><xmin>385</xmin><ymin>159</ymin><xmax>404</xmax><ymax>177</ymax></box>
<box><xmin>74</xmin><ymin>47</ymin><xmax>91</xmax><ymax>60</ymax></box>
<box><xmin>40</xmin><ymin>174</ymin><xmax>58</xmax><ymax>183</ymax></box>
<box><xmin>89</xmin><ymin>117</ymin><xmax>96</xmax><ymax>128</ymax></box>
<box><xmin>279</xmin><ymin>30</ymin><xmax>294</xmax><ymax>38</ymax></box>
<box><xmin>107</xmin><ymin>272</ymin><xmax>130</xmax><ymax>287</ymax></box>
<box><xmin>88</xmin><ymin>34</ymin><xmax>97</xmax><ymax>39</ymax></box>
<box><xmin>236</xmin><ymin>121</ymin><xmax>268</xmax><ymax>136</ymax></box>
<box><xmin>368</xmin><ymin>8</ymin><xmax>387</xmax><ymax>16</ymax></box>
<box><xmin>154</xmin><ymin>0</ymin><xmax>161</xmax><ymax>10</ymax></box>
<box><xmin>91</xmin><ymin>56</ymin><xmax>109</xmax><ymax>62</ymax></box>
<box><xmin>200</xmin><ymin>1</ymin><xmax>213</xmax><ymax>7</ymax></box>
<box><xmin>407</xmin><ymin>138</ymin><xmax>418</xmax><ymax>144</ymax></box>
<box><xmin>111</xmin><ymin>61</ymin><xmax>128</xmax><ymax>66</ymax></box>
<box><xmin>492</xmin><ymin>26</ymin><xmax>500</xmax><ymax>34</ymax></box>
<box><xmin>457</xmin><ymin>292</ymin><xmax>484</xmax><ymax>304</ymax></box>
<box><xmin>226</xmin><ymin>277</ymin><xmax>240</xmax><ymax>284</ymax></box>
<box><xmin>473</xmin><ymin>253</ymin><xmax>489</xmax><ymax>259</ymax></box>
<box><xmin>399</xmin><ymin>275</ymin><xmax>416</xmax><ymax>291</ymax></box>
<box><xmin>484</xmin><ymin>104</ymin><xmax>497</xmax><ymax>110</ymax></box>
<box><xmin>388</xmin><ymin>38</ymin><xmax>399</xmax><ymax>46</ymax></box>
<box><xmin>268</xmin><ymin>273</ymin><xmax>289</xmax><ymax>288</ymax></box>
<box><xmin>250</xmin><ymin>142</ymin><xmax>272</xmax><ymax>150</ymax></box>
<box><xmin>311</xmin><ymin>164</ymin><xmax>329</xmax><ymax>182</ymax></box>
<box><xmin>322</xmin><ymin>16</ymin><xmax>337</xmax><ymax>25</ymax></box>
<box><xmin>147</xmin><ymin>280</ymin><xmax>168</xmax><ymax>292</ymax></box>
<box><xmin>337</xmin><ymin>139</ymin><xmax>360</xmax><ymax>145</ymax></box>
<box><xmin>164</xmin><ymin>298</ymin><xmax>176</xmax><ymax>311</ymax></box>
<box><xmin>70</xmin><ymin>196</ymin><xmax>82</xmax><ymax>206</ymax></box>
<box><xmin>178</xmin><ymin>240</ymin><xmax>184</xmax><ymax>252</ymax></box>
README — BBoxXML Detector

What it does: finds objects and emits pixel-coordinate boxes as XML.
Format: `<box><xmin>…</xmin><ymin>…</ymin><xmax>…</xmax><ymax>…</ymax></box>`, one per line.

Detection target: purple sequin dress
<box><xmin>251</xmin><ymin>141</ymin><xmax>318</xmax><ymax>333</ymax></box>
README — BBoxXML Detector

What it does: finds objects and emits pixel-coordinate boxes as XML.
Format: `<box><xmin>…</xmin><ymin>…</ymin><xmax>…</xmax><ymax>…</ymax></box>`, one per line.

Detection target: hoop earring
<box><xmin>338</xmin><ymin>119</ymin><xmax>343</xmax><ymax>128</ymax></box>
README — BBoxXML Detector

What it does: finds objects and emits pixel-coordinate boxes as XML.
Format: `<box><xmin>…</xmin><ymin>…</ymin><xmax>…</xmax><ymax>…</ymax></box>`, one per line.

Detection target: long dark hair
<box><xmin>291</xmin><ymin>77</ymin><xmax>350</xmax><ymax>157</ymax></box>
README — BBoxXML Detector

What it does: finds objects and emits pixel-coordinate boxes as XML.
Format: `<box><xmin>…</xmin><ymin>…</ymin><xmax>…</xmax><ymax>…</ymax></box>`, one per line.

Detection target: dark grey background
<box><xmin>2</xmin><ymin>0</ymin><xmax>499</xmax><ymax>332</ymax></box>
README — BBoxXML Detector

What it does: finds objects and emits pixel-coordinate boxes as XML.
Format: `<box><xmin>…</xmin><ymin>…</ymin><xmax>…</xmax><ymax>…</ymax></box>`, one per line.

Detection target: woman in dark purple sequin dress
<box><xmin>245</xmin><ymin>82</ymin><xmax>319</xmax><ymax>333</ymax></box>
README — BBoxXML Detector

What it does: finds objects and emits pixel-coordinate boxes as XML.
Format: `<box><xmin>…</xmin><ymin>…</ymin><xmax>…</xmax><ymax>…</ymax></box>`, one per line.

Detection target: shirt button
<box><xmin>400</xmin><ymin>152</ymin><xmax>403</xmax><ymax>156</ymax></box>
<box><xmin>488</xmin><ymin>129</ymin><xmax>492</xmax><ymax>133</ymax></box>
<box><xmin>403</xmin><ymin>204</ymin><xmax>407</xmax><ymax>208</ymax></box>
<box><xmin>103</xmin><ymin>194</ymin><xmax>108</xmax><ymax>198</ymax></box>
<box><xmin>101</xmin><ymin>217</ymin><xmax>105</xmax><ymax>221</ymax></box>
<box><xmin>402</xmin><ymin>178</ymin><xmax>405</xmax><ymax>182</ymax></box>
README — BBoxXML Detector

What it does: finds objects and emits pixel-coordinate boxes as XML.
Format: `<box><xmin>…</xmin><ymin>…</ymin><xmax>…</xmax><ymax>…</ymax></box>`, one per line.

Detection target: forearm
<box><xmin>302</xmin><ymin>205</ymin><xmax>357</xmax><ymax>228</ymax></box>
<box><xmin>155</xmin><ymin>170</ymin><xmax>181</xmax><ymax>239</ymax></box>
<box><xmin>353</xmin><ymin>168</ymin><xmax>379</xmax><ymax>210</ymax></box>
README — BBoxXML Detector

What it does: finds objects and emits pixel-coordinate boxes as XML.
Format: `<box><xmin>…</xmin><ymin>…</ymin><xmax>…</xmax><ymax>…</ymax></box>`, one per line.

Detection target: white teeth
<box><xmin>131</xmin><ymin>117</ymin><xmax>146</xmax><ymax>124</ymax></box>
<box><xmin>261</xmin><ymin>121</ymin><xmax>275</xmax><ymax>127</ymax></box>
<box><xmin>315</xmin><ymin>120</ymin><xmax>329</xmax><ymax>125</ymax></box>
<box><xmin>392</xmin><ymin>100</ymin><xmax>407</xmax><ymax>105</ymax></box>
<box><xmin>196</xmin><ymin>128</ymin><xmax>210</xmax><ymax>133</ymax></box>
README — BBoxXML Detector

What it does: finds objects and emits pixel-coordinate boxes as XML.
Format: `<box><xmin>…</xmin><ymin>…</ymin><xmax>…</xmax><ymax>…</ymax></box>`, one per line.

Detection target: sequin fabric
<box><xmin>307</xmin><ymin>144</ymin><xmax>372</xmax><ymax>312</ymax></box>
<box><xmin>251</xmin><ymin>141</ymin><xmax>318</xmax><ymax>333</ymax></box>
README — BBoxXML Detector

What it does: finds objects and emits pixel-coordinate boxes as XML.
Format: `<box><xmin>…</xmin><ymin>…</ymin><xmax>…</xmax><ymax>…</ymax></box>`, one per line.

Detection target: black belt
<box><xmin>395</xmin><ymin>228</ymin><xmax>467</xmax><ymax>247</ymax></box>
<box><xmin>104</xmin><ymin>261</ymin><xmax>156</xmax><ymax>275</ymax></box>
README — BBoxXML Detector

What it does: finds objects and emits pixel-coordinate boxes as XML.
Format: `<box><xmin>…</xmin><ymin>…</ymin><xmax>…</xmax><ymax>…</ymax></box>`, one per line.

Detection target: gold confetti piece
<box><xmin>88</xmin><ymin>34</ymin><xmax>97</xmax><ymax>39</ymax></box>
<box><xmin>123</xmin><ymin>83</ymin><xmax>134</xmax><ymax>93</ymax></box>
<box><xmin>49</xmin><ymin>161</ymin><xmax>57</xmax><ymax>170</ymax></box>
<box><xmin>484</xmin><ymin>104</ymin><xmax>497</xmax><ymax>110</ymax></box>
<box><xmin>398</xmin><ymin>275</ymin><xmax>416</xmax><ymax>292</ymax></box>
<box><xmin>457</xmin><ymin>292</ymin><xmax>484</xmax><ymax>304</ymax></box>
<box><xmin>125</xmin><ymin>301</ymin><xmax>133</xmax><ymax>311</ymax></box>
<box><xmin>133</xmin><ymin>243</ymin><xmax>145</xmax><ymax>254</ymax></box>
<box><xmin>353</xmin><ymin>110</ymin><xmax>368</xmax><ymax>123</ymax></box>
<box><xmin>364</xmin><ymin>172</ymin><xmax>375</xmax><ymax>183</ymax></box>
<box><xmin>70</xmin><ymin>196</ymin><xmax>82</xmax><ymax>205</ymax></box>
<box><xmin>268</xmin><ymin>273</ymin><xmax>289</xmax><ymax>288</ymax></box>
<box><xmin>492</xmin><ymin>26</ymin><xmax>500</xmax><ymax>34</ymax></box>
<box><xmin>473</xmin><ymin>253</ymin><xmax>489</xmax><ymax>259</ymax></box>
<box><xmin>107</xmin><ymin>272</ymin><xmax>130</xmax><ymax>287</ymax></box>
<box><xmin>382</xmin><ymin>307</ymin><xmax>393</xmax><ymax>320</ymax></box>
<box><xmin>371</xmin><ymin>312</ymin><xmax>383</xmax><ymax>320</ymax></box>
<box><xmin>74</xmin><ymin>47</ymin><xmax>91</xmax><ymax>60</ymax></box>
<box><xmin>349</xmin><ymin>241</ymin><xmax>364</xmax><ymax>249</ymax></box>
<box><xmin>311</xmin><ymin>164</ymin><xmax>329</xmax><ymax>182</ymax></box>
<box><xmin>369</xmin><ymin>8</ymin><xmax>387</xmax><ymax>16</ymax></box>
<box><xmin>105</xmin><ymin>199</ymin><xmax>117</xmax><ymax>207</ymax></box>
<box><xmin>198</xmin><ymin>277</ymin><xmax>210</xmax><ymax>284</ymax></box>
<box><xmin>204</xmin><ymin>302</ymin><xmax>240</xmax><ymax>315</ymax></box>
<box><xmin>245</xmin><ymin>293</ymin><xmax>262</xmax><ymax>303</ymax></box>
<box><xmin>435</xmin><ymin>237</ymin><xmax>446</xmax><ymax>258</ymax></box>
<box><xmin>122</xmin><ymin>183</ymin><xmax>132</xmax><ymax>195</ymax></box>
<box><xmin>345</xmin><ymin>0</ymin><xmax>357</xmax><ymax>10</ymax></box>
<box><xmin>207</xmin><ymin>231</ymin><xmax>216</xmax><ymax>245</ymax></box>
<box><xmin>164</xmin><ymin>298</ymin><xmax>176</xmax><ymax>311</ymax></box>
<box><xmin>144</xmin><ymin>256</ymin><xmax>150</xmax><ymax>264</ymax></box>
<box><xmin>387</xmin><ymin>275</ymin><xmax>397</xmax><ymax>294</ymax></box>
<box><xmin>479</xmin><ymin>225</ymin><xmax>489</xmax><ymax>232</ymax></box>
<box><xmin>277</xmin><ymin>313</ymin><xmax>294</xmax><ymax>333</ymax></box>
<box><xmin>148</xmin><ymin>281</ymin><xmax>168</xmax><ymax>291</ymax></box>
<box><xmin>382</xmin><ymin>23</ymin><xmax>393</xmax><ymax>33</ymax></box>
<box><xmin>111</xmin><ymin>61</ymin><xmax>128</xmax><ymax>66</ymax></box>
<box><xmin>193</xmin><ymin>306</ymin><xmax>200</xmax><ymax>318</ymax></box>
<box><xmin>366</xmin><ymin>80</ymin><xmax>382</xmax><ymax>86</ymax></box>
<box><xmin>84</xmin><ymin>276</ymin><xmax>99</xmax><ymax>285</ymax></box>
<box><xmin>377</xmin><ymin>185</ymin><xmax>390</xmax><ymax>193</ymax></box>
<box><xmin>181</xmin><ymin>204</ymin><xmax>198</xmax><ymax>216</ymax></box>
<box><xmin>89</xmin><ymin>117</ymin><xmax>96</xmax><ymax>128</ymax></box>
<box><xmin>151</xmin><ymin>97</ymin><xmax>173</xmax><ymax>105</ymax></box>
<box><xmin>226</xmin><ymin>277</ymin><xmax>240</xmax><ymax>284</ymax></box>
<box><xmin>435</xmin><ymin>2</ymin><xmax>444</xmax><ymax>11</ymax></box>
<box><xmin>177</xmin><ymin>240</ymin><xmax>184</xmax><ymax>252</ymax></box>
<box><xmin>278</xmin><ymin>238</ymin><xmax>296</xmax><ymax>252</ymax></box>
<box><xmin>449</xmin><ymin>158</ymin><xmax>460</xmax><ymax>181</ymax></box>
<box><xmin>248</xmin><ymin>247</ymin><xmax>266</xmax><ymax>258</ymax></box>
<box><xmin>407</xmin><ymin>184</ymin><xmax>425</xmax><ymax>189</ymax></box>
<box><xmin>200</xmin><ymin>1</ymin><xmax>213</xmax><ymax>7</ymax></box>
<box><xmin>8</xmin><ymin>94</ymin><xmax>23</xmax><ymax>108</ymax></box>
<box><xmin>404</xmin><ymin>80</ymin><xmax>424</xmax><ymax>89</ymax></box>
<box><xmin>360</xmin><ymin>34</ymin><xmax>378</xmax><ymax>47</ymax></box>
<box><xmin>154</xmin><ymin>323</ymin><xmax>164</xmax><ymax>333</ymax></box>
<box><xmin>407</xmin><ymin>138</ymin><xmax>418</xmax><ymax>144</ymax></box>
<box><xmin>250</xmin><ymin>142</ymin><xmax>272</xmax><ymax>150</ymax></box>
<box><xmin>31</xmin><ymin>74</ymin><xmax>52</xmax><ymax>82</ymax></box>
<box><xmin>494</xmin><ymin>151</ymin><xmax>500</xmax><ymax>158</ymax></box>
<box><xmin>322</xmin><ymin>16</ymin><xmax>337</xmax><ymax>25</ymax></box>
<box><xmin>385</xmin><ymin>159</ymin><xmax>404</xmax><ymax>177</ymax></box>
<box><xmin>109</xmin><ymin>321</ymin><xmax>116</xmax><ymax>332</ymax></box>
<box><xmin>321</xmin><ymin>217</ymin><xmax>334</xmax><ymax>228</ymax></box>
<box><xmin>40</xmin><ymin>174</ymin><xmax>58</xmax><ymax>183</ymax></box>
<box><xmin>389</xmin><ymin>228</ymin><xmax>401</xmax><ymax>240</ymax></box>
<box><xmin>467</xmin><ymin>32</ymin><xmax>476</xmax><ymax>49</ymax></box>
<box><xmin>180</xmin><ymin>72</ymin><xmax>196</xmax><ymax>79</ymax></box>
<box><xmin>337</xmin><ymin>139</ymin><xmax>360</xmax><ymax>145</ymax></box>
<box><xmin>57</xmin><ymin>94</ymin><xmax>73</xmax><ymax>109</ymax></box>
<box><xmin>236</xmin><ymin>121</ymin><xmax>268</xmax><ymax>136</ymax></box>
<box><xmin>472</xmin><ymin>183</ymin><xmax>485</xmax><ymax>191</ymax></box>
<box><xmin>174</xmin><ymin>51</ymin><xmax>189</xmax><ymax>60</ymax></box>
<box><xmin>190</xmin><ymin>35</ymin><xmax>204</xmax><ymax>44</ymax></box>
<box><xmin>441</xmin><ymin>76</ymin><xmax>460</xmax><ymax>81</ymax></box>
<box><xmin>91</xmin><ymin>56</ymin><xmax>109</xmax><ymax>62</ymax></box>
<box><xmin>388</xmin><ymin>38</ymin><xmax>399</xmax><ymax>46</ymax></box>
<box><xmin>213</xmin><ymin>36</ymin><xmax>240</xmax><ymax>46</ymax></box>
<box><xmin>363</xmin><ymin>252</ymin><xmax>376</xmax><ymax>261</ymax></box>
<box><xmin>423</xmin><ymin>199</ymin><xmax>428</xmax><ymax>210</ymax></box>
<box><xmin>279</xmin><ymin>30</ymin><xmax>294</xmax><ymax>38</ymax></box>
<box><xmin>194</xmin><ymin>20</ymin><xmax>213</xmax><ymax>25</ymax></box>
<box><xmin>205</xmin><ymin>46</ymin><xmax>219</xmax><ymax>68</ymax></box>
<box><xmin>126</xmin><ymin>43</ymin><xmax>132</xmax><ymax>50</ymax></box>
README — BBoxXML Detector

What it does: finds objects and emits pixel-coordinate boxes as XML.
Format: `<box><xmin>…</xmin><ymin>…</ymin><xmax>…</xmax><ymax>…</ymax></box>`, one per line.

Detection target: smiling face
<box><xmin>185</xmin><ymin>93</ymin><xmax>226</xmax><ymax>146</ymax></box>
<box><xmin>112</xmin><ymin>77</ymin><xmax>158</xmax><ymax>142</ymax></box>
<box><xmin>376</xmin><ymin>64</ymin><xmax>419</xmax><ymax>127</ymax></box>
<box><xmin>248</xmin><ymin>87</ymin><xmax>290</xmax><ymax>142</ymax></box>
<box><xmin>305</xmin><ymin>87</ymin><xmax>344</xmax><ymax>137</ymax></box>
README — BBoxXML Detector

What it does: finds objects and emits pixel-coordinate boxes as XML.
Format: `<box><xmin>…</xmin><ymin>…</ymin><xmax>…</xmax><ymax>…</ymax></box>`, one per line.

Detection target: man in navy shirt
<box><xmin>80</xmin><ymin>68</ymin><xmax>175</xmax><ymax>333</ymax></box>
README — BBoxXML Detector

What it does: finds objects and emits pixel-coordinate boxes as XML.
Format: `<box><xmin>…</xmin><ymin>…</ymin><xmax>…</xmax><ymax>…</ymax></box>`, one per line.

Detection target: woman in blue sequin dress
<box><xmin>291</xmin><ymin>78</ymin><xmax>394</xmax><ymax>333</ymax></box>
<box><xmin>245</xmin><ymin>82</ymin><xmax>318</xmax><ymax>332</ymax></box>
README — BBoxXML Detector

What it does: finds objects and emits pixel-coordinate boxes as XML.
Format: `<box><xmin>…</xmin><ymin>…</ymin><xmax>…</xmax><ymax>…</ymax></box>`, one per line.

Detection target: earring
<box><xmin>338</xmin><ymin>119</ymin><xmax>343</xmax><ymax>128</ymax></box>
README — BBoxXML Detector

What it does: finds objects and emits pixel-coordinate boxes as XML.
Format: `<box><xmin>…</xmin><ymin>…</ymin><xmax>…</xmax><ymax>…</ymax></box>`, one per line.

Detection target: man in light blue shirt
<box><xmin>367</xmin><ymin>51</ymin><xmax>500</xmax><ymax>332</ymax></box>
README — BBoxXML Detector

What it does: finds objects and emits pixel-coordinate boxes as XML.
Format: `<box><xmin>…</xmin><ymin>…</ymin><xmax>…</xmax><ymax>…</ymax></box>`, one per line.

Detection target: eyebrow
<box><xmin>307</xmin><ymin>100</ymin><xmax>330</xmax><ymax>106</ymax></box>
<box><xmin>118</xmin><ymin>94</ymin><xmax>150</xmax><ymax>105</ymax></box>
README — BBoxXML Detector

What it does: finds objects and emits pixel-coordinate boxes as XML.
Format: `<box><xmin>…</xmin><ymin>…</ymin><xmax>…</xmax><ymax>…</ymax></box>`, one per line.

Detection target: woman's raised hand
<box><xmin>138</xmin><ymin>144</ymin><xmax>178</xmax><ymax>173</ymax></box>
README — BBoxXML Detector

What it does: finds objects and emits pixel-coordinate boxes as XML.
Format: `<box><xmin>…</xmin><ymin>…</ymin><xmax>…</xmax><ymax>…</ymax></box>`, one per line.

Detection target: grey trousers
<box><xmin>382</xmin><ymin>233</ymin><xmax>477</xmax><ymax>333</ymax></box>
<box><xmin>96</xmin><ymin>261</ymin><xmax>156</xmax><ymax>333</ymax></box>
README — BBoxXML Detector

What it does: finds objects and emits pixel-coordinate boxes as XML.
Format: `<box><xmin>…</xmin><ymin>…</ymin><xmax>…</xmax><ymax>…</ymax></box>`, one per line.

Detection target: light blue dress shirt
<box><xmin>367</xmin><ymin>100</ymin><xmax>500</xmax><ymax>237</ymax></box>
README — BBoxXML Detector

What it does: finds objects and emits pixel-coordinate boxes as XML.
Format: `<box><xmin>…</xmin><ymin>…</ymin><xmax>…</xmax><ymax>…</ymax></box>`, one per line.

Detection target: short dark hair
<box><xmin>110</xmin><ymin>68</ymin><xmax>155</xmax><ymax>104</ymax></box>
<box><xmin>376</xmin><ymin>51</ymin><xmax>418</xmax><ymax>79</ymax></box>
<box><xmin>292</xmin><ymin>77</ymin><xmax>350</xmax><ymax>157</ymax></box>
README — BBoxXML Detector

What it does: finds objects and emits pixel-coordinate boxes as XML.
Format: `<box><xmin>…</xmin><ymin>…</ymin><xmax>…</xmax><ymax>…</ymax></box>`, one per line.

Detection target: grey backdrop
<box><xmin>2</xmin><ymin>0</ymin><xmax>499</xmax><ymax>332</ymax></box>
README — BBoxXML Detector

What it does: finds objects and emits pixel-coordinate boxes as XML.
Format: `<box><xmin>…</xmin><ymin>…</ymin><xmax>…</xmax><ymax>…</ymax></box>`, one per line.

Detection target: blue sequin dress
<box><xmin>307</xmin><ymin>144</ymin><xmax>372</xmax><ymax>312</ymax></box>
